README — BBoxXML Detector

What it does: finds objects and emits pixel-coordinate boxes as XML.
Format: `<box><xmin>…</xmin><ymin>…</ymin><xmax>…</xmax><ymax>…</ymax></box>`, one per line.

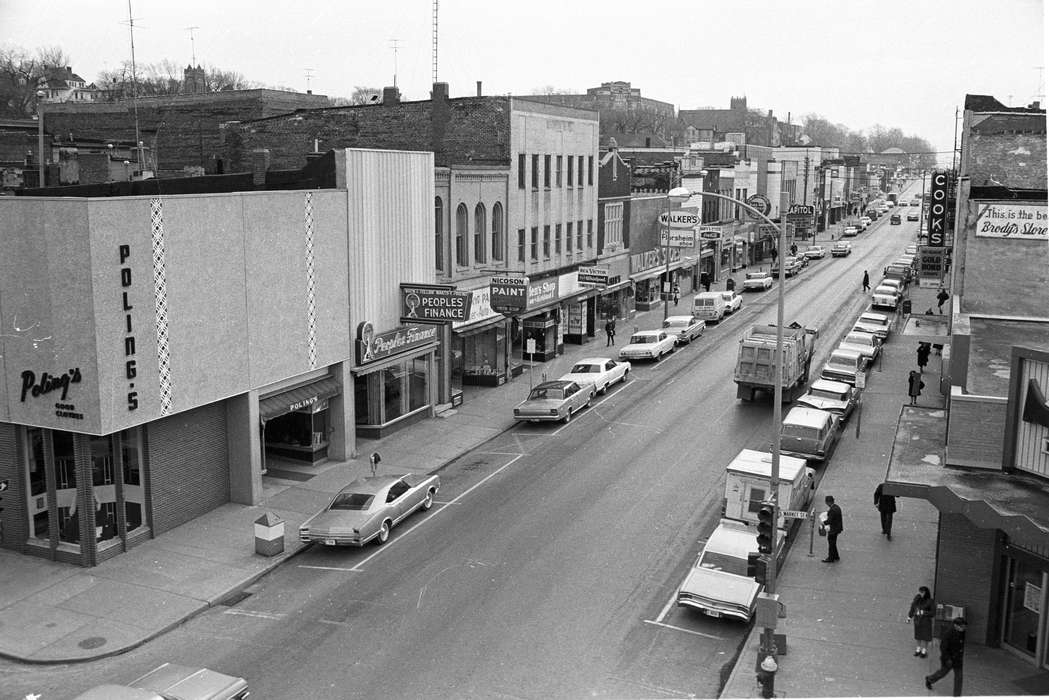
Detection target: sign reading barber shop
<box><xmin>356</xmin><ymin>322</ymin><xmax>439</xmax><ymax>365</ymax></box>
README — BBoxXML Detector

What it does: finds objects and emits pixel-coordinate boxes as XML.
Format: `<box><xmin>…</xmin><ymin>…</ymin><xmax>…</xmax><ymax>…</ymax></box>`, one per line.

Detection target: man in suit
<box><xmin>874</xmin><ymin>483</ymin><xmax>896</xmax><ymax>540</ymax></box>
<box><xmin>822</xmin><ymin>495</ymin><xmax>843</xmax><ymax>562</ymax></box>
<box><xmin>926</xmin><ymin>617</ymin><xmax>966</xmax><ymax>696</ymax></box>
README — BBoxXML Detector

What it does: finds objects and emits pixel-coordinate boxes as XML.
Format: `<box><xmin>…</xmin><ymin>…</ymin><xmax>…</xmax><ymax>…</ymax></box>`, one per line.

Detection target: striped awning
<box><xmin>259</xmin><ymin>377</ymin><xmax>342</xmax><ymax>421</ymax></box>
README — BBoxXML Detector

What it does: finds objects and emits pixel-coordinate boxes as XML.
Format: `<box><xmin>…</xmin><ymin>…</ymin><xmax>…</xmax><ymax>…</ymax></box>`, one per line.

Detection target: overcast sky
<box><xmin>3</xmin><ymin>0</ymin><xmax>1045</xmax><ymax>161</ymax></box>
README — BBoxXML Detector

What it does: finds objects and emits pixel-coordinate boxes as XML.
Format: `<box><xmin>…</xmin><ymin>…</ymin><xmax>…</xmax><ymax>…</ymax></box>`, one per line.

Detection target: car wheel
<box><xmin>620</xmin><ymin>369</ymin><xmax>629</xmax><ymax>383</ymax></box>
<box><xmin>585</xmin><ymin>392</ymin><xmax>593</xmax><ymax>408</ymax></box>
<box><xmin>376</xmin><ymin>519</ymin><xmax>392</xmax><ymax>545</ymax></box>
<box><xmin>562</xmin><ymin>408</ymin><xmax>573</xmax><ymax>424</ymax></box>
<box><xmin>421</xmin><ymin>489</ymin><xmax>435</xmax><ymax>511</ymax></box>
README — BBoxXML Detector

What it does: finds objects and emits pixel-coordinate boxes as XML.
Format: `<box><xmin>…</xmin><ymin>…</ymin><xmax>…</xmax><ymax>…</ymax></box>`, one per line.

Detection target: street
<box><xmin>7</xmin><ymin>196</ymin><xmax>922</xmax><ymax>699</ymax></box>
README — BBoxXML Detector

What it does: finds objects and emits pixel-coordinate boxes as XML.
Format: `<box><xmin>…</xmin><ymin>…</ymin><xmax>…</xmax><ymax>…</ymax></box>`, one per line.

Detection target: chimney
<box><xmin>476</xmin><ymin>81</ymin><xmax>482</xmax><ymax>97</ymax></box>
<box><xmin>382</xmin><ymin>86</ymin><xmax>400</xmax><ymax>105</ymax></box>
<box><xmin>251</xmin><ymin>148</ymin><xmax>270</xmax><ymax>187</ymax></box>
<box><xmin>1030</xmin><ymin>100</ymin><xmax>1041</xmax><ymax>110</ymax></box>
<box><xmin>431</xmin><ymin>82</ymin><xmax>450</xmax><ymax>165</ymax></box>
<box><xmin>431</xmin><ymin>82</ymin><xmax>449</xmax><ymax>101</ymax></box>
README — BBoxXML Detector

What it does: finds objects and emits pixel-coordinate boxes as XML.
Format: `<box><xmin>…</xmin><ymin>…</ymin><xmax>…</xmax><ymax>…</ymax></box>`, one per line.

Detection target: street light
<box><xmin>663</xmin><ymin>185</ymin><xmax>691</xmax><ymax>321</ymax></box>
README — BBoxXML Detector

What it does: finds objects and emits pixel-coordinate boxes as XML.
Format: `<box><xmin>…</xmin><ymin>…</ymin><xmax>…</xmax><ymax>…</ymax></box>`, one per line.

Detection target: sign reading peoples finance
<box><xmin>400</xmin><ymin>284</ymin><xmax>473</xmax><ymax>322</ymax></box>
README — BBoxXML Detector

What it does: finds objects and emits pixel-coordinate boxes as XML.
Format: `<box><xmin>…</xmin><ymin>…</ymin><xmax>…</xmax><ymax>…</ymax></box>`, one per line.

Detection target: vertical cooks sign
<box><xmin>927</xmin><ymin>170</ymin><xmax>949</xmax><ymax>247</ymax></box>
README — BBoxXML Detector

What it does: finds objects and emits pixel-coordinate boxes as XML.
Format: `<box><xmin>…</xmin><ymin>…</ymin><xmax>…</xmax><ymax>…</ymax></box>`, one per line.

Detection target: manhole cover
<box><xmin>78</xmin><ymin>636</ymin><xmax>106</xmax><ymax>649</ymax></box>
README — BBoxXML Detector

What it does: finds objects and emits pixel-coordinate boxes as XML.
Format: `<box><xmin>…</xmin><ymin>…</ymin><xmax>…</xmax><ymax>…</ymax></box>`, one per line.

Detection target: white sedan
<box><xmin>742</xmin><ymin>270</ymin><xmax>773</xmax><ymax>291</ymax></box>
<box><xmin>559</xmin><ymin>357</ymin><xmax>630</xmax><ymax>395</ymax></box>
<box><xmin>619</xmin><ymin>330</ymin><xmax>676</xmax><ymax>361</ymax></box>
<box><xmin>721</xmin><ymin>290</ymin><xmax>744</xmax><ymax>314</ymax></box>
<box><xmin>803</xmin><ymin>245</ymin><xmax>827</xmax><ymax>259</ymax></box>
<box><xmin>663</xmin><ymin>315</ymin><xmax>706</xmax><ymax>344</ymax></box>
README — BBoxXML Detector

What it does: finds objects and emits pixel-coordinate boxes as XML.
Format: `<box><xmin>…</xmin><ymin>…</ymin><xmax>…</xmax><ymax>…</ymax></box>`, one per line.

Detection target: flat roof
<box><xmin>968</xmin><ymin>318</ymin><xmax>1049</xmax><ymax>396</ymax></box>
<box><xmin>884</xmin><ymin>405</ymin><xmax>1049</xmax><ymax>550</ymax></box>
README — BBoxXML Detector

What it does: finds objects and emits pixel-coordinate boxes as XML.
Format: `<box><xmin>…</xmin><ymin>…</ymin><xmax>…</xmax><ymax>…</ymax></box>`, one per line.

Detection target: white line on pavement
<box><xmin>298</xmin><ymin>564</ymin><xmax>360</xmax><ymax>572</ymax></box>
<box><xmin>223</xmin><ymin>609</ymin><xmax>287</xmax><ymax>620</ymax></box>
<box><xmin>643</xmin><ymin>619</ymin><xmax>725</xmax><ymax>640</ymax></box>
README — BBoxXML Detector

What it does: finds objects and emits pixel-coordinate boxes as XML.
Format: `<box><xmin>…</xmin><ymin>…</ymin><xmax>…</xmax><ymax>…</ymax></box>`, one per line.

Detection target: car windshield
<box><xmin>746</xmin><ymin>273</ymin><xmax>765</xmax><ymax>280</ymax></box>
<box><xmin>569</xmin><ymin>363</ymin><xmax>600</xmax><ymax>373</ymax></box>
<box><xmin>699</xmin><ymin>551</ymin><xmax>749</xmax><ymax>577</ymax></box>
<box><xmin>630</xmin><ymin>334</ymin><xmax>656</xmax><ymax>344</ymax></box>
<box><xmin>809</xmin><ymin>388</ymin><xmax>845</xmax><ymax>401</ymax></box>
<box><xmin>330</xmin><ymin>492</ymin><xmax>374</xmax><ymax>510</ymax></box>
<box><xmin>528</xmin><ymin>387</ymin><xmax>564</xmax><ymax>400</ymax></box>
<box><xmin>782</xmin><ymin>424</ymin><xmax>820</xmax><ymax>440</ymax></box>
<box><xmin>860</xmin><ymin>316</ymin><xmax>887</xmax><ymax>326</ymax></box>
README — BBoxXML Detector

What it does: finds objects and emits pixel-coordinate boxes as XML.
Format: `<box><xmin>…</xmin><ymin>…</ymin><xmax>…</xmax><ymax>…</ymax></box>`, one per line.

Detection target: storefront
<box><xmin>999</xmin><ymin>542</ymin><xmax>1048</xmax><ymax>667</ymax></box>
<box><xmin>630</xmin><ymin>247</ymin><xmax>694</xmax><ymax>311</ymax></box>
<box><xmin>515</xmin><ymin>277</ymin><xmax>562</xmax><ymax>362</ymax></box>
<box><xmin>353</xmin><ymin>322</ymin><xmax>438</xmax><ymax>438</ymax></box>
<box><xmin>260</xmin><ymin>375</ymin><xmax>343</xmax><ymax>464</ymax></box>
<box><xmin>597</xmin><ymin>277</ymin><xmax>634</xmax><ymax>322</ymax></box>
<box><xmin>451</xmin><ymin>287</ymin><xmax>512</xmax><ymax>388</ymax></box>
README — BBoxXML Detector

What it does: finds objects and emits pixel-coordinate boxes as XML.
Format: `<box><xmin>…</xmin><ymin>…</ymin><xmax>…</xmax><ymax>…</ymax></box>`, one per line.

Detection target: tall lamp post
<box><xmin>662</xmin><ymin>186</ymin><xmax>691</xmax><ymax>321</ymax></box>
<box><xmin>692</xmin><ymin>185</ymin><xmax>789</xmax><ymax>680</ymax></box>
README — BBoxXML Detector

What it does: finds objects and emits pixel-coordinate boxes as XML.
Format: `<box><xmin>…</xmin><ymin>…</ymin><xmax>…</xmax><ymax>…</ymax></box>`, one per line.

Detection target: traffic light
<box><xmin>747</xmin><ymin>552</ymin><xmax>767</xmax><ymax>586</ymax></box>
<box><xmin>756</xmin><ymin>500</ymin><xmax>775</xmax><ymax>555</ymax></box>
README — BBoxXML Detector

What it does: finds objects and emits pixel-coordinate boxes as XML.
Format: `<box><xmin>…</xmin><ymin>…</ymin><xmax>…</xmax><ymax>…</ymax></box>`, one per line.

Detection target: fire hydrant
<box><xmin>756</xmin><ymin>654</ymin><xmax>778</xmax><ymax>698</ymax></box>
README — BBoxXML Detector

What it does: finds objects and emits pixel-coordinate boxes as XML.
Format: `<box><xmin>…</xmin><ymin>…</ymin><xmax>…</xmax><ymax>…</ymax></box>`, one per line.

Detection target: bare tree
<box><xmin>346</xmin><ymin>86</ymin><xmax>381</xmax><ymax>105</ymax></box>
<box><xmin>0</xmin><ymin>44</ymin><xmax>71</xmax><ymax>118</ymax></box>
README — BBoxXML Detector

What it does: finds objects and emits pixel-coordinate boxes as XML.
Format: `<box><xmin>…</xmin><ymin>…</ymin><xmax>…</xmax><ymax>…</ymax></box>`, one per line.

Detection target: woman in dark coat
<box><xmin>907</xmin><ymin>586</ymin><xmax>935</xmax><ymax>657</ymax></box>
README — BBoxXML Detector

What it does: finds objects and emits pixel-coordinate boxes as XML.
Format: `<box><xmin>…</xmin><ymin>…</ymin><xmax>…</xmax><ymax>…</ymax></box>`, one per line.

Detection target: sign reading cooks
<box><xmin>489</xmin><ymin>276</ymin><xmax>529</xmax><ymax>314</ymax></box>
<box><xmin>356</xmin><ymin>322</ymin><xmax>438</xmax><ymax>365</ymax></box>
<box><xmin>399</xmin><ymin>284</ymin><xmax>473</xmax><ymax>322</ymax></box>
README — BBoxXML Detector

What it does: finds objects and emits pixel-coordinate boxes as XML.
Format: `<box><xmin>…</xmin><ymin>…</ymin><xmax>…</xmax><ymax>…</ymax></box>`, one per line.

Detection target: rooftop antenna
<box><xmin>1034</xmin><ymin>66</ymin><xmax>1045</xmax><ymax>105</ymax></box>
<box><xmin>432</xmin><ymin>0</ymin><xmax>439</xmax><ymax>85</ymax></box>
<box><xmin>304</xmin><ymin>68</ymin><xmax>315</xmax><ymax>93</ymax></box>
<box><xmin>124</xmin><ymin>0</ymin><xmax>143</xmax><ymax>177</ymax></box>
<box><xmin>390</xmin><ymin>39</ymin><xmax>400</xmax><ymax>88</ymax></box>
<box><xmin>186</xmin><ymin>26</ymin><xmax>199</xmax><ymax>65</ymax></box>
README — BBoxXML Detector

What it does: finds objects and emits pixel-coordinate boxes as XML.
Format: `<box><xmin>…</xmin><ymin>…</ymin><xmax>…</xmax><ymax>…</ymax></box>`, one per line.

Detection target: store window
<box><xmin>604</xmin><ymin>202</ymin><xmax>623</xmax><ymax>249</ymax></box>
<box><xmin>355</xmin><ymin>356</ymin><xmax>432</xmax><ymax>428</ymax></box>
<box><xmin>26</xmin><ymin>428</ymin><xmax>48</xmax><ymax>540</ymax></box>
<box><xmin>458</xmin><ymin>327</ymin><xmax>507</xmax><ymax>384</ymax></box>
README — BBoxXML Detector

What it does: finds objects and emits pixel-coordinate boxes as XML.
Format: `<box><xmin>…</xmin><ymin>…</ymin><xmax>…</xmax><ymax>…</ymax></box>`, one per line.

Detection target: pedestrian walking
<box><xmin>917</xmin><ymin>342</ymin><xmax>931</xmax><ymax>373</ymax></box>
<box><xmin>771</xmin><ymin>247</ymin><xmax>778</xmax><ymax>263</ymax></box>
<box><xmin>907</xmin><ymin>586</ymin><xmax>935</xmax><ymax>658</ymax></box>
<box><xmin>672</xmin><ymin>284</ymin><xmax>680</xmax><ymax>307</ymax></box>
<box><xmin>726</xmin><ymin>277</ymin><xmax>736</xmax><ymax>292</ymax></box>
<box><xmin>874</xmin><ymin>483</ymin><xmax>896</xmax><ymax>540</ymax></box>
<box><xmin>925</xmin><ymin>617</ymin><xmax>966</xmax><ymax>697</ymax></box>
<box><xmin>821</xmin><ymin>495</ymin><xmax>843</xmax><ymax>562</ymax></box>
<box><xmin>862</xmin><ymin>270</ymin><xmax>870</xmax><ymax>292</ymax></box>
<box><xmin>790</xmin><ymin>242</ymin><xmax>798</xmax><ymax>257</ymax></box>
<box><xmin>936</xmin><ymin>286</ymin><xmax>950</xmax><ymax>313</ymax></box>
<box><xmin>908</xmin><ymin>369</ymin><xmax>925</xmax><ymax>406</ymax></box>
<box><xmin>605</xmin><ymin>318</ymin><xmax>616</xmax><ymax>347</ymax></box>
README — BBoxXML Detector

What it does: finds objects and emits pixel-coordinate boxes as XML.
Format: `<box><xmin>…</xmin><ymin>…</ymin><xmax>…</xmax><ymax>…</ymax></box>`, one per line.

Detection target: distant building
<box><xmin>679</xmin><ymin>96</ymin><xmax>794</xmax><ymax>149</ymax></box>
<box><xmin>37</xmin><ymin>66</ymin><xmax>101</xmax><ymax>103</ymax></box>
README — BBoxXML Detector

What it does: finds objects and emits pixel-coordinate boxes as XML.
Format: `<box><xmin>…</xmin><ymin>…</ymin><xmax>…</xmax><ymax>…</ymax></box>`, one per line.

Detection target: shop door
<box><xmin>1002</xmin><ymin>556</ymin><xmax>1047</xmax><ymax>664</ymax></box>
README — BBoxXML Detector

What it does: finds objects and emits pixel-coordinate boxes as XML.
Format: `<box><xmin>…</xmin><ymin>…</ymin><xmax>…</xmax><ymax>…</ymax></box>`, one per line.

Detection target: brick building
<box><xmin>886</xmin><ymin>95</ymin><xmax>1049</xmax><ymax>667</ymax></box>
<box><xmin>679</xmin><ymin>96</ymin><xmax>789</xmax><ymax>148</ymax></box>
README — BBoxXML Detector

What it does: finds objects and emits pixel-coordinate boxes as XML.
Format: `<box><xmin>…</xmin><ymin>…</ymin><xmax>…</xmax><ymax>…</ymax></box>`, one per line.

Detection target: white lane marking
<box><xmin>643</xmin><ymin>619</ymin><xmax>726</xmax><ymax>640</ymax></box>
<box><xmin>224</xmin><ymin>609</ymin><xmax>286</xmax><ymax>620</ymax></box>
<box><xmin>318</xmin><ymin>618</ymin><xmax>353</xmax><ymax>627</ymax></box>
<box><xmin>298</xmin><ymin>564</ymin><xmax>359</xmax><ymax>572</ymax></box>
<box><xmin>350</xmin><ymin>454</ymin><xmax>525</xmax><ymax>571</ymax></box>
<box><xmin>655</xmin><ymin>588</ymin><xmax>680</xmax><ymax>622</ymax></box>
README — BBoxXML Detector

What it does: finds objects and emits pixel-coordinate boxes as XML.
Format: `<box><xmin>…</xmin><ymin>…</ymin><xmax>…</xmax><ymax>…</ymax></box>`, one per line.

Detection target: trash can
<box><xmin>254</xmin><ymin>512</ymin><xmax>285</xmax><ymax>557</ymax></box>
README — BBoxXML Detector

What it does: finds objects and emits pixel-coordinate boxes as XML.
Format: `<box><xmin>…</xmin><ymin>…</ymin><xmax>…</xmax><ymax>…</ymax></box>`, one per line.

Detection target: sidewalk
<box><xmin>1</xmin><ymin>282</ymin><xmax>1046</xmax><ymax>698</ymax></box>
<box><xmin>719</xmin><ymin>283</ymin><xmax>1049</xmax><ymax>698</ymax></box>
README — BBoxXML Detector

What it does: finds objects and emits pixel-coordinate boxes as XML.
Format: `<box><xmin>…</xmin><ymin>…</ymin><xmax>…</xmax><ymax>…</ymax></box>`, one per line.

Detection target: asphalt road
<box><xmin>8</xmin><ymin>188</ymin><xmax>924</xmax><ymax>700</ymax></box>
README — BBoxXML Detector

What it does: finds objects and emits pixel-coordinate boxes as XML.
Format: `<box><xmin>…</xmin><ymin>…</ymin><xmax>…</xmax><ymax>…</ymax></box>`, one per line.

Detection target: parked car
<box><xmin>559</xmin><ymin>357</ymin><xmax>630</xmax><ymax>395</ymax></box>
<box><xmin>619</xmin><ymin>330</ymin><xmax>676</xmax><ymax>360</ymax></box>
<box><xmin>299</xmin><ymin>474</ymin><xmax>441</xmax><ymax>546</ymax></box>
<box><xmin>771</xmin><ymin>256</ymin><xmax>802</xmax><ymax>277</ymax></box>
<box><xmin>779</xmin><ymin>406</ymin><xmax>841</xmax><ymax>463</ymax></box>
<box><xmin>890</xmin><ymin>214</ymin><xmax>901</xmax><ymax>225</ymax></box>
<box><xmin>662</xmin><ymin>315</ymin><xmax>706</xmax><ymax>345</ymax></box>
<box><xmin>853</xmin><ymin>311</ymin><xmax>892</xmax><ymax>340</ymax></box>
<box><xmin>859</xmin><ymin>216</ymin><xmax>873</xmax><ymax>228</ymax></box>
<box><xmin>905</xmin><ymin>244</ymin><xmax>918</xmax><ymax>255</ymax></box>
<box><xmin>907</xmin><ymin>211</ymin><xmax>920</xmax><ymax>221</ymax></box>
<box><xmin>871</xmin><ymin>284</ymin><xmax>901</xmax><ymax>310</ymax></box>
<box><xmin>820</xmin><ymin>347</ymin><xmax>866</xmax><ymax>386</ymax></box>
<box><xmin>676</xmin><ymin>519</ymin><xmax>765</xmax><ymax>622</ymax></box>
<box><xmin>865</xmin><ymin>209</ymin><xmax>880</xmax><ymax>220</ymax></box>
<box><xmin>512</xmin><ymin>379</ymin><xmax>594</xmax><ymax>423</ymax></box>
<box><xmin>803</xmin><ymin>245</ymin><xmax>827</xmax><ymax>259</ymax></box>
<box><xmin>843</xmin><ymin>225</ymin><xmax>860</xmax><ymax>237</ymax></box>
<box><xmin>721</xmin><ymin>290</ymin><xmax>744</xmax><ymax>314</ymax></box>
<box><xmin>884</xmin><ymin>261</ymin><xmax>914</xmax><ymax>284</ymax></box>
<box><xmin>742</xmin><ymin>270</ymin><xmax>774</xmax><ymax>291</ymax></box>
<box><xmin>692</xmin><ymin>292</ymin><xmax>727</xmax><ymax>323</ymax></box>
<box><xmin>74</xmin><ymin>663</ymin><xmax>250</xmax><ymax>700</ymax></box>
<box><xmin>879</xmin><ymin>278</ymin><xmax>905</xmax><ymax>299</ymax></box>
<box><xmin>831</xmin><ymin>241</ymin><xmax>853</xmax><ymax>257</ymax></box>
<box><xmin>797</xmin><ymin>379</ymin><xmax>858</xmax><ymax>423</ymax></box>
<box><xmin>838</xmin><ymin>330</ymin><xmax>882</xmax><ymax>367</ymax></box>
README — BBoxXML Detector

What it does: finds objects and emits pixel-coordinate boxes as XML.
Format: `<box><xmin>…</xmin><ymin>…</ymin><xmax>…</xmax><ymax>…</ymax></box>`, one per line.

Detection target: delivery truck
<box><xmin>734</xmin><ymin>322</ymin><xmax>818</xmax><ymax>401</ymax></box>
<box><xmin>722</xmin><ymin>448</ymin><xmax>817</xmax><ymax>528</ymax></box>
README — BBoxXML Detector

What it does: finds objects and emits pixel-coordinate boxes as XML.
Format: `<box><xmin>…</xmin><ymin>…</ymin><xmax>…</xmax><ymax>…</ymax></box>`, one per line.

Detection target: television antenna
<box><xmin>186</xmin><ymin>26</ymin><xmax>200</xmax><ymax>65</ymax></box>
<box><xmin>390</xmin><ymin>39</ymin><xmax>401</xmax><ymax>89</ymax></box>
<box><xmin>304</xmin><ymin>68</ymin><xmax>316</xmax><ymax>93</ymax></box>
<box><xmin>432</xmin><ymin>0</ymin><xmax>439</xmax><ymax>85</ymax></box>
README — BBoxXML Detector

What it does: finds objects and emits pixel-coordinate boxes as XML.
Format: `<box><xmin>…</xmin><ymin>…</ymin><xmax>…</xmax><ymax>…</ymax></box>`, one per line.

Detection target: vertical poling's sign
<box><xmin>927</xmin><ymin>170</ymin><xmax>949</xmax><ymax>247</ymax></box>
<box><xmin>975</xmin><ymin>203</ymin><xmax>1048</xmax><ymax>240</ymax></box>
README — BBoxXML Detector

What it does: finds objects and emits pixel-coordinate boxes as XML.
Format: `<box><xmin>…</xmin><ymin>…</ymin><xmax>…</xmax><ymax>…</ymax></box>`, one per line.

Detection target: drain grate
<box><xmin>219</xmin><ymin>590</ymin><xmax>253</xmax><ymax>607</ymax></box>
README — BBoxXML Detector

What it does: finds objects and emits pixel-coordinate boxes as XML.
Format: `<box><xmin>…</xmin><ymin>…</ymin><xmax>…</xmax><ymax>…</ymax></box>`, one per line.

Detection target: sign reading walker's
<box><xmin>399</xmin><ymin>283</ymin><xmax>472</xmax><ymax>322</ymax></box>
<box><xmin>975</xmin><ymin>203</ymin><xmax>1048</xmax><ymax>240</ymax></box>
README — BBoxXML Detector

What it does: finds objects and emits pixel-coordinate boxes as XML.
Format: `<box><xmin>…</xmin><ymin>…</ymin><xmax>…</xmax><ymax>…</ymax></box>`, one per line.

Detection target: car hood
<box><xmin>678</xmin><ymin>566</ymin><xmax>761</xmax><ymax>609</ymax></box>
<box><xmin>798</xmin><ymin>395</ymin><xmax>848</xmax><ymax>413</ymax></box>
<box><xmin>303</xmin><ymin>509</ymin><xmax>373</xmax><ymax>532</ymax></box>
<box><xmin>132</xmin><ymin>664</ymin><xmax>248</xmax><ymax>699</ymax></box>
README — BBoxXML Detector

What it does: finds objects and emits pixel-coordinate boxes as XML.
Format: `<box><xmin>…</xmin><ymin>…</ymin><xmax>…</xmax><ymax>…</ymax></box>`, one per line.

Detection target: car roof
<box><xmin>809</xmin><ymin>378</ymin><xmax>851</xmax><ymax>393</ymax></box>
<box><xmin>339</xmin><ymin>475</ymin><xmax>407</xmax><ymax>495</ymax></box>
<box><xmin>727</xmin><ymin>448</ymin><xmax>810</xmax><ymax>481</ymax></box>
<box><xmin>705</xmin><ymin>520</ymin><xmax>760</xmax><ymax>558</ymax></box>
<box><xmin>859</xmin><ymin>311</ymin><xmax>889</xmax><ymax>322</ymax></box>
<box><xmin>830</xmin><ymin>347</ymin><xmax>863</xmax><ymax>359</ymax></box>
<box><xmin>664</xmin><ymin>315</ymin><xmax>696</xmax><ymax>323</ymax></box>
<box><xmin>693</xmin><ymin>291</ymin><xmax>722</xmax><ymax>299</ymax></box>
<box><xmin>784</xmin><ymin>405</ymin><xmax>835</xmax><ymax>428</ymax></box>
<box><xmin>874</xmin><ymin>285</ymin><xmax>897</xmax><ymax>292</ymax></box>
<box><xmin>844</xmin><ymin>330</ymin><xmax>876</xmax><ymax>342</ymax></box>
<box><xmin>573</xmin><ymin>357</ymin><xmax>615</xmax><ymax>365</ymax></box>
<box><xmin>630</xmin><ymin>329</ymin><xmax>663</xmax><ymax>335</ymax></box>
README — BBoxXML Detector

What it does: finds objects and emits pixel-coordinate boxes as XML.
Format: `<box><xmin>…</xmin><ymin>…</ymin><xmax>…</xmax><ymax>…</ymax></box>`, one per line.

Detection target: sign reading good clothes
<box><xmin>975</xmin><ymin>203</ymin><xmax>1048</xmax><ymax>240</ymax></box>
<box><xmin>399</xmin><ymin>284</ymin><xmax>473</xmax><ymax>322</ymax></box>
<box><xmin>356</xmin><ymin>322</ymin><xmax>439</xmax><ymax>365</ymax></box>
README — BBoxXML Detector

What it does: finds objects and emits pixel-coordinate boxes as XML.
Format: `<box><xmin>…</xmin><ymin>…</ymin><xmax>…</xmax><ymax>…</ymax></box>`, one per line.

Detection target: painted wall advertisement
<box><xmin>975</xmin><ymin>203</ymin><xmax>1048</xmax><ymax>240</ymax></box>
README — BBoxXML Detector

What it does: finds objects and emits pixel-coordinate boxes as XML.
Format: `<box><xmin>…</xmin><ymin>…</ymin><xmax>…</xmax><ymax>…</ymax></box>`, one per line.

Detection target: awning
<box><xmin>883</xmin><ymin>405</ymin><xmax>1049</xmax><ymax>550</ymax></box>
<box><xmin>259</xmin><ymin>377</ymin><xmax>343</xmax><ymax>421</ymax></box>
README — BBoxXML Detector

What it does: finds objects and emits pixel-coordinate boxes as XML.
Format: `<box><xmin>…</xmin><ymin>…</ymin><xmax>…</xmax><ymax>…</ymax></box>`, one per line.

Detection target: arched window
<box><xmin>474</xmin><ymin>203</ymin><xmax>487</xmax><ymax>264</ymax></box>
<box><xmin>491</xmin><ymin>202</ymin><xmax>504</xmax><ymax>261</ymax></box>
<box><xmin>434</xmin><ymin>197</ymin><xmax>444</xmax><ymax>271</ymax></box>
<box><xmin>455</xmin><ymin>203</ymin><xmax>468</xmax><ymax>267</ymax></box>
